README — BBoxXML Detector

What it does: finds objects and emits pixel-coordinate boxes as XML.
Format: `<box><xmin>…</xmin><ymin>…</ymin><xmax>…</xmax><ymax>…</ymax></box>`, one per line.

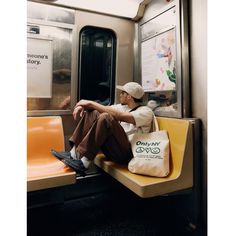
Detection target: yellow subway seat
<box><xmin>95</xmin><ymin>117</ymin><xmax>194</xmax><ymax>198</ymax></box>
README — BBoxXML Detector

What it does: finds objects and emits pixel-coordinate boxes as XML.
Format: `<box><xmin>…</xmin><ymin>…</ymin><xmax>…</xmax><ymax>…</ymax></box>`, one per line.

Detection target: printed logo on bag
<box><xmin>129</xmin><ymin>130</ymin><xmax>169</xmax><ymax>177</ymax></box>
<box><xmin>135</xmin><ymin>140</ymin><xmax>162</xmax><ymax>158</ymax></box>
<box><xmin>136</xmin><ymin>141</ymin><xmax>160</xmax><ymax>146</ymax></box>
<box><xmin>136</xmin><ymin>147</ymin><xmax>160</xmax><ymax>154</ymax></box>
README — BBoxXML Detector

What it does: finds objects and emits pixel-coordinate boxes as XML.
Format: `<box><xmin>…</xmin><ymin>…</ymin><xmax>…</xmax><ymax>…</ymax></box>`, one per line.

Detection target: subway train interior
<box><xmin>17</xmin><ymin>0</ymin><xmax>208</xmax><ymax>235</ymax></box>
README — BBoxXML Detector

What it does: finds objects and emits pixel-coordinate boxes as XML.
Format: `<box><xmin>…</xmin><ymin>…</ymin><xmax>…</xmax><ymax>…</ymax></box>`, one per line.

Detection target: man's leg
<box><xmin>76</xmin><ymin>112</ymin><xmax>133</xmax><ymax>164</ymax></box>
<box><xmin>100</xmin><ymin>132</ymin><xmax>133</xmax><ymax>165</ymax></box>
<box><xmin>51</xmin><ymin>110</ymin><xmax>100</xmax><ymax>174</ymax></box>
<box><xmin>52</xmin><ymin>111</ymin><xmax>132</xmax><ymax>173</ymax></box>
<box><xmin>69</xmin><ymin>110</ymin><xmax>100</xmax><ymax>148</ymax></box>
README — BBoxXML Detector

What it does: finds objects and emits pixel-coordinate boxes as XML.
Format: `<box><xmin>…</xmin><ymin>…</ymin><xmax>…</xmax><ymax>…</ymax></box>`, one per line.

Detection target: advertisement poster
<box><xmin>141</xmin><ymin>28</ymin><xmax>176</xmax><ymax>92</ymax></box>
<box><xmin>27</xmin><ymin>37</ymin><xmax>53</xmax><ymax>98</ymax></box>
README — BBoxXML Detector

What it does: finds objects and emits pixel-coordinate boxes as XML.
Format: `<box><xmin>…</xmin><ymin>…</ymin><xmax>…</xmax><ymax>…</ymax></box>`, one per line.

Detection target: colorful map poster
<box><xmin>141</xmin><ymin>28</ymin><xmax>176</xmax><ymax>92</ymax></box>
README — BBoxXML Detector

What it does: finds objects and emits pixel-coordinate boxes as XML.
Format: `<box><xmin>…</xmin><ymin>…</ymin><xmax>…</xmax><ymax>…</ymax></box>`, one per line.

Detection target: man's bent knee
<box><xmin>97</xmin><ymin>112</ymin><xmax>116</xmax><ymax>129</ymax></box>
<box><xmin>98</xmin><ymin>112</ymin><xmax>113</xmax><ymax>121</ymax></box>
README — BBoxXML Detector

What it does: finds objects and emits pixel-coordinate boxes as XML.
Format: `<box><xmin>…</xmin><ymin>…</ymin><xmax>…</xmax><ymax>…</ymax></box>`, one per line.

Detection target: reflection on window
<box><xmin>79</xmin><ymin>26</ymin><xmax>116</xmax><ymax>105</ymax></box>
<box><xmin>147</xmin><ymin>91</ymin><xmax>177</xmax><ymax>114</ymax></box>
<box><xmin>27</xmin><ymin>25</ymin><xmax>72</xmax><ymax>111</ymax></box>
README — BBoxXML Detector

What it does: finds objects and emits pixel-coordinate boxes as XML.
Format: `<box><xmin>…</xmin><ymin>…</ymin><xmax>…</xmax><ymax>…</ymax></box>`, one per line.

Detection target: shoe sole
<box><xmin>62</xmin><ymin>158</ymin><xmax>87</xmax><ymax>177</ymax></box>
<box><xmin>51</xmin><ymin>150</ymin><xmax>72</xmax><ymax>161</ymax></box>
<box><xmin>51</xmin><ymin>149</ymin><xmax>87</xmax><ymax>177</ymax></box>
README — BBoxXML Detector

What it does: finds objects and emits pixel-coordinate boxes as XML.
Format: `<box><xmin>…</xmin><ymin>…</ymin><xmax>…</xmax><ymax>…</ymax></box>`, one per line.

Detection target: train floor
<box><xmin>28</xmin><ymin>189</ymin><xmax>206</xmax><ymax>236</ymax></box>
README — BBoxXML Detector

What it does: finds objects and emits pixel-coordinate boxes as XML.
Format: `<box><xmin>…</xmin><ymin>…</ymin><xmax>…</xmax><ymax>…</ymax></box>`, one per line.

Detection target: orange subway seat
<box><xmin>27</xmin><ymin>116</ymin><xmax>76</xmax><ymax>192</ymax></box>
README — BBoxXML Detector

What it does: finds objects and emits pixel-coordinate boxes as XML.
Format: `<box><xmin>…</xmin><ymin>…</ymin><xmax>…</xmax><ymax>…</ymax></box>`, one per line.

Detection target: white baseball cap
<box><xmin>116</xmin><ymin>82</ymin><xmax>144</xmax><ymax>99</ymax></box>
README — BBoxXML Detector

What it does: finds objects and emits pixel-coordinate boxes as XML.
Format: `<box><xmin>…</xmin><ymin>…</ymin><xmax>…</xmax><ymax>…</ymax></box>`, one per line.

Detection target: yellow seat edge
<box><xmin>27</xmin><ymin>171</ymin><xmax>76</xmax><ymax>192</ymax></box>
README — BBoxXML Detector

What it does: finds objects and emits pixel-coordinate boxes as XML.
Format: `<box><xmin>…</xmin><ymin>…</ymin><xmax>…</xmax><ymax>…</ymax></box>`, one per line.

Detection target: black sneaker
<box><xmin>51</xmin><ymin>149</ymin><xmax>74</xmax><ymax>161</ymax></box>
<box><xmin>62</xmin><ymin>158</ymin><xmax>88</xmax><ymax>177</ymax></box>
<box><xmin>51</xmin><ymin>149</ymin><xmax>87</xmax><ymax>176</ymax></box>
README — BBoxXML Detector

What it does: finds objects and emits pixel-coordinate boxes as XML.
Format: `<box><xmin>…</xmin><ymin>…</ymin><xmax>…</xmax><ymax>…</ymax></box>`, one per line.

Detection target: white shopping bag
<box><xmin>128</xmin><ymin>128</ymin><xmax>170</xmax><ymax>177</ymax></box>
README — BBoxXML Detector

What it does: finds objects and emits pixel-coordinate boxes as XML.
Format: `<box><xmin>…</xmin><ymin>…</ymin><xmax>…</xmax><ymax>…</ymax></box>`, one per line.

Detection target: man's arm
<box><xmin>74</xmin><ymin>100</ymin><xmax>135</xmax><ymax>125</ymax></box>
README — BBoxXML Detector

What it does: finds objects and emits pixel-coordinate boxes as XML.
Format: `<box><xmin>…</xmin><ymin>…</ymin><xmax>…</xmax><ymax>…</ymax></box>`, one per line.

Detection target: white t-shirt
<box><xmin>111</xmin><ymin>104</ymin><xmax>155</xmax><ymax>136</ymax></box>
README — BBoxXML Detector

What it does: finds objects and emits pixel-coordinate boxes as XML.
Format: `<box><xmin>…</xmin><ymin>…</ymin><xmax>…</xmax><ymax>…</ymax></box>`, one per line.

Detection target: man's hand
<box><xmin>75</xmin><ymin>99</ymin><xmax>91</xmax><ymax>109</ymax></box>
<box><xmin>73</xmin><ymin>105</ymin><xmax>84</xmax><ymax>120</ymax></box>
<box><xmin>73</xmin><ymin>100</ymin><xmax>92</xmax><ymax>120</ymax></box>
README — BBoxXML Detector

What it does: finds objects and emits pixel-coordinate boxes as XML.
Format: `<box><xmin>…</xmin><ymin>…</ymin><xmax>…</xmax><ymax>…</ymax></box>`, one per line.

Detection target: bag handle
<box><xmin>153</xmin><ymin>115</ymin><xmax>159</xmax><ymax>131</ymax></box>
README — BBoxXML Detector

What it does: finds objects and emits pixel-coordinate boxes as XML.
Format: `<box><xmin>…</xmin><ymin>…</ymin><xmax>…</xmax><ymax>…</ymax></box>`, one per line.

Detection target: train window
<box><xmin>27</xmin><ymin>24</ymin><xmax>73</xmax><ymax>111</ymax></box>
<box><xmin>140</xmin><ymin>6</ymin><xmax>183</xmax><ymax>118</ymax></box>
<box><xmin>79</xmin><ymin>26</ymin><xmax>116</xmax><ymax>105</ymax></box>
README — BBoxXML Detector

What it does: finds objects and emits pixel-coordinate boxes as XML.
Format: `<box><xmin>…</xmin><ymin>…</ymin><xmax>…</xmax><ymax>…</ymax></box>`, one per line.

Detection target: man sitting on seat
<box><xmin>51</xmin><ymin>82</ymin><xmax>155</xmax><ymax>176</ymax></box>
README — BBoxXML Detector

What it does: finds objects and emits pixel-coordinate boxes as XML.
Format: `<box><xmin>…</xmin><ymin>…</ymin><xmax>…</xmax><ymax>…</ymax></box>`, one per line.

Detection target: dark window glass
<box><xmin>79</xmin><ymin>26</ymin><xmax>116</xmax><ymax>105</ymax></box>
